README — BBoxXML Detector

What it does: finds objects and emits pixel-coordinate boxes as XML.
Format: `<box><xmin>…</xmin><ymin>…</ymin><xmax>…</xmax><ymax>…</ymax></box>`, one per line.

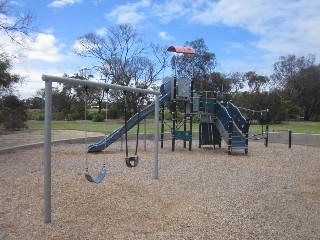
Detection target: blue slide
<box><xmin>87</xmin><ymin>81</ymin><xmax>171</xmax><ymax>153</ymax></box>
<box><xmin>215</xmin><ymin>101</ymin><xmax>249</xmax><ymax>154</ymax></box>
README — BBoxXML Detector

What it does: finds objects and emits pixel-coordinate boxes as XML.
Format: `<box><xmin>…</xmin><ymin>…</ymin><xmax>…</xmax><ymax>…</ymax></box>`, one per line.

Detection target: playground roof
<box><xmin>167</xmin><ymin>46</ymin><xmax>195</xmax><ymax>54</ymax></box>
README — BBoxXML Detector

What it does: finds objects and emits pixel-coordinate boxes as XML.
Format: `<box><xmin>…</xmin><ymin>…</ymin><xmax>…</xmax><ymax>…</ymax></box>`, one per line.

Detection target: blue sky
<box><xmin>4</xmin><ymin>0</ymin><xmax>320</xmax><ymax>99</ymax></box>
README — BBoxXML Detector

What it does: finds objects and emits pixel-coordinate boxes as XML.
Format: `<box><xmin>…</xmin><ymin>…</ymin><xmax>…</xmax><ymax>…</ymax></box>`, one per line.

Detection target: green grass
<box><xmin>26</xmin><ymin>120</ymin><xmax>174</xmax><ymax>134</ymax></box>
<box><xmin>249</xmin><ymin>122</ymin><xmax>320</xmax><ymax>134</ymax></box>
<box><xmin>26</xmin><ymin>120</ymin><xmax>320</xmax><ymax>135</ymax></box>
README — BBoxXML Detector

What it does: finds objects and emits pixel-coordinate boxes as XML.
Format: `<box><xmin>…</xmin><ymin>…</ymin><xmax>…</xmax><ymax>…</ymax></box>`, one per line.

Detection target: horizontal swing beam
<box><xmin>42</xmin><ymin>75</ymin><xmax>161</xmax><ymax>96</ymax></box>
<box><xmin>42</xmin><ymin>75</ymin><xmax>160</xmax><ymax>224</ymax></box>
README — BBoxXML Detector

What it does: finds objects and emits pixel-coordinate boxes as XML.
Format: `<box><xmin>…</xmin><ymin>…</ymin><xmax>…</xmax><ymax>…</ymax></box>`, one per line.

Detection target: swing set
<box><xmin>83</xmin><ymin>88</ymin><xmax>143</xmax><ymax>183</ymax></box>
<box><xmin>42</xmin><ymin>75</ymin><xmax>161</xmax><ymax>223</ymax></box>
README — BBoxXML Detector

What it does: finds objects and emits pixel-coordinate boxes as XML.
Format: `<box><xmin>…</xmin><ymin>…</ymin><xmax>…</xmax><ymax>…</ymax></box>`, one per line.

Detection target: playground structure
<box><xmin>26</xmin><ymin>46</ymin><xmax>318</xmax><ymax>228</ymax></box>
<box><xmin>88</xmin><ymin>46</ymin><xmax>249</xmax><ymax>155</ymax></box>
<box><xmin>41</xmin><ymin>45</ymin><xmax>250</xmax><ymax>223</ymax></box>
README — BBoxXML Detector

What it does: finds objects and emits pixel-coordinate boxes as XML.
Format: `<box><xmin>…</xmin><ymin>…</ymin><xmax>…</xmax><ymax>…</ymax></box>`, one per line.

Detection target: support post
<box><xmin>245</xmin><ymin>118</ymin><xmax>249</xmax><ymax>155</ymax></box>
<box><xmin>198</xmin><ymin>93</ymin><xmax>203</xmax><ymax>148</ymax></box>
<box><xmin>154</xmin><ymin>95</ymin><xmax>160</xmax><ymax>179</ymax></box>
<box><xmin>228</xmin><ymin>118</ymin><xmax>232</xmax><ymax>155</ymax></box>
<box><xmin>288</xmin><ymin>129</ymin><xmax>292</xmax><ymax>148</ymax></box>
<box><xmin>189</xmin><ymin>77</ymin><xmax>194</xmax><ymax>151</ymax></box>
<box><xmin>172</xmin><ymin>76</ymin><xmax>177</xmax><ymax>152</ymax></box>
<box><xmin>183</xmin><ymin>102</ymin><xmax>187</xmax><ymax>149</ymax></box>
<box><xmin>144</xmin><ymin>118</ymin><xmax>147</xmax><ymax>151</ymax></box>
<box><xmin>265</xmin><ymin>124</ymin><xmax>269</xmax><ymax>147</ymax></box>
<box><xmin>44</xmin><ymin>80</ymin><xmax>52</xmax><ymax>224</ymax></box>
<box><xmin>160</xmin><ymin>104</ymin><xmax>164</xmax><ymax>148</ymax></box>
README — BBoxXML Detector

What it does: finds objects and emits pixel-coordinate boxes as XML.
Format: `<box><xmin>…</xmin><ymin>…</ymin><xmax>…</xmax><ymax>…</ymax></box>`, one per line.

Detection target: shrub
<box><xmin>106</xmin><ymin>107</ymin><xmax>120</xmax><ymax>119</ymax></box>
<box><xmin>92</xmin><ymin>113</ymin><xmax>105</xmax><ymax>122</ymax></box>
<box><xmin>0</xmin><ymin>95</ymin><xmax>27</xmax><ymax>130</ymax></box>
<box><xmin>311</xmin><ymin>114</ymin><xmax>320</xmax><ymax>122</ymax></box>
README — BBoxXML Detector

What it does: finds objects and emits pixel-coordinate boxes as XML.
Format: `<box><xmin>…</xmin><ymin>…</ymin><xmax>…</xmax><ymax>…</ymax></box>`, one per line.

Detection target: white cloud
<box><xmin>191</xmin><ymin>0</ymin><xmax>320</xmax><ymax>57</ymax></box>
<box><xmin>105</xmin><ymin>0</ymin><xmax>195</xmax><ymax>25</ymax></box>
<box><xmin>105</xmin><ymin>0</ymin><xmax>151</xmax><ymax>24</ymax></box>
<box><xmin>158</xmin><ymin>31</ymin><xmax>175</xmax><ymax>41</ymax></box>
<box><xmin>27</xmin><ymin>33</ymin><xmax>66</xmax><ymax>62</ymax></box>
<box><xmin>72</xmin><ymin>37</ymin><xmax>100</xmax><ymax>54</ymax></box>
<box><xmin>96</xmin><ymin>27</ymin><xmax>107</xmax><ymax>37</ymax></box>
<box><xmin>150</xmin><ymin>1</ymin><xmax>191</xmax><ymax>23</ymax></box>
<box><xmin>48</xmin><ymin>0</ymin><xmax>82</xmax><ymax>8</ymax></box>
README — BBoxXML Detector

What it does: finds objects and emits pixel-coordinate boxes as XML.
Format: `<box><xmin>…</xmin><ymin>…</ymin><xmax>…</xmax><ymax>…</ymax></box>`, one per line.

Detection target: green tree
<box><xmin>271</xmin><ymin>54</ymin><xmax>315</xmax><ymax>90</ymax></box>
<box><xmin>232</xmin><ymin>90</ymin><xmax>285</xmax><ymax>124</ymax></box>
<box><xmin>243</xmin><ymin>71</ymin><xmax>269</xmax><ymax>93</ymax></box>
<box><xmin>0</xmin><ymin>58</ymin><xmax>23</xmax><ymax>96</ymax></box>
<box><xmin>25</xmin><ymin>96</ymin><xmax>45</xmax><ymax>109</ymax></box>
<box><xmin>288</xmin><ymin>65</ymin><xmax>320</xmax><ymax>120</ymax></box>
<box><xmin>0</xmin><ymin>95</ymin><xmax>27</xmax><ymax>129</ymax></box>
<box><xmin>271</xmin><ymin>54</ymin><xmax>320</xmax><ymax>120</ymax></box>
<box><xmin>224</xmin><ymin>71</ymin><xmax>245</xmax><ymax>93</ymax></box>
<box><xmin>171</xmin><ymin>38</ymin><xmax>217</xmax><ymax>92</ymax></box>
<box><xmin>0</xmin><ymin>0</ymin><xmax>35</xmax><ymax>96</ymax></box>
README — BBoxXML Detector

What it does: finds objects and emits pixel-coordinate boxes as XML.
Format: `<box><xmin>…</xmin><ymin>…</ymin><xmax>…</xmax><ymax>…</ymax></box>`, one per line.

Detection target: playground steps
<box><xmin>231</xmin><ymin>132</ymin><xmax>247</xmax><ymax>149</ymax></box>
<box><xmin>215</xmin><ymin>101</ymin><xmax>248</xmax><ymax>154</ymax></box>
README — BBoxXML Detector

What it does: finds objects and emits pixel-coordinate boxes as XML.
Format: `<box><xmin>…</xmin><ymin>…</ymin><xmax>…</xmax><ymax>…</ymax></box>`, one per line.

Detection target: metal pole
<box><xmin>44</xmin><ymin>80</ymin><xmax>52</xmax><ymax>224</ymax></box>
<box><xmin>160</xmin><ymin>104</ymin><xmax>164</xmax><ymax>148</ymax></box>
<box><xmin>189</xmin><ymin>77</ymin><xmax>194</xmax><ymax>151</ymax></box>
<box><xmin>42</xmin><ymin>75</ymin><xmax>159</xmax><ymax>96</ymax></box>
<box><xmin>172</xmin><ymin>76</ymin><xmax>177</xmax><ymax>151</ymax></box>
<box><xmin>154</xmin><ymin>95</ymin><xmax>160</xmax><ymax>179</ymax></box>
<box><xmin>288</xmin><ymin>129</ymin><xmax>292</xmax><ymax>148</ymax></box>
<box><xmin>265</xmin><ymin>124</ymin><xmax>269</xmax><ymax>147</ymax></box>
<box><xmin>143</xmin><ymin>118</ymin><xmax>147</xmax><ymax>151</ymax></box>
<box><xmin>228</xmin><ymin>118</ymin><xmax>232</xmax><ymax>155</ymax></box>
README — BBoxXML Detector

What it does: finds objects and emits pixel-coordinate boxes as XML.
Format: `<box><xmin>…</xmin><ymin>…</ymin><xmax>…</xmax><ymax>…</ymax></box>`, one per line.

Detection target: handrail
<box><xmin>216</xmin><ymin>102</ymin><xmax>232</xmax><ymax>132</ymax></box>
<box><xmin>227</xmin><ymin>101</ymin><xmax>248</xmax><ymax>134</ymax></box>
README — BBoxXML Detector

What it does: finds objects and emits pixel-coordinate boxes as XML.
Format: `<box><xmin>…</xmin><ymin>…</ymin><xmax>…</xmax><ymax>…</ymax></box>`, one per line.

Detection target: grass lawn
<box><xmin>26</xmin><ymin>120</ymin><xmax>320</xmax><ymax>135</ymax></box>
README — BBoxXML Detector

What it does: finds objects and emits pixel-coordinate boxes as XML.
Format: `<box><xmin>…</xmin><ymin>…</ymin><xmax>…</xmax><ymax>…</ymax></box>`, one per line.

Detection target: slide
<box><xmin>87</xmin><ymin>81</ymin><xmax>171</xmax><ymax>153</ymax></box>
<box><xmin>215</xmin><ymin>101</ymin><xmax>248</xmax><ymax>153</ymax></box>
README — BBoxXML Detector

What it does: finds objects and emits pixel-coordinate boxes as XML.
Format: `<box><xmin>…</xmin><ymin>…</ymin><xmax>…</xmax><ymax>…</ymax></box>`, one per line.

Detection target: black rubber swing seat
<box><xmin>126</xmin><ymin>156</ymin><xmax>139</xmax><ymax>168</ymax></box>
<box><xmin>85</xmin><ymin>169</ymin><xmax>107</xmax><ymax>184</ymax></box>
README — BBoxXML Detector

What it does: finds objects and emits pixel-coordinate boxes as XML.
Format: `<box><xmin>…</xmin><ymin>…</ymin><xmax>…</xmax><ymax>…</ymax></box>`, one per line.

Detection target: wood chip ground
<box><xmin>1</xmin><ymin>141</ymin><xmax>320</xmax><ymax>239</ymax></box>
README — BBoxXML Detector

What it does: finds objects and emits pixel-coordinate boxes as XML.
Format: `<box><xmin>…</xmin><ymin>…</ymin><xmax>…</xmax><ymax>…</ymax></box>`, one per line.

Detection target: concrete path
<box><xmin>0</xmin><ymin>130</ymin><xmax>104</xmax><ymax>154</ymax></box>
<box><xmin>1</xmin><ymin>129</ymin><xmax>319</xmax><ymax>154</ymax></box>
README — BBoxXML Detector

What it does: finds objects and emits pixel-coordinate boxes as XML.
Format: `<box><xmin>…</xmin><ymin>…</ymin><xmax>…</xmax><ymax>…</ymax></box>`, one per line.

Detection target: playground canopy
<box><xmin>167</xmin><ymin>46</ymin><xmax>195</xmax><ymax>54</ymax></box>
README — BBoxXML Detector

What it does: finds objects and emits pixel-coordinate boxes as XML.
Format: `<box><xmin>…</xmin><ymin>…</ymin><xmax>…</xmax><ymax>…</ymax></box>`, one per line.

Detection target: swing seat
<box><xmin>126</xmin><ymin>156</ymin><xmax>139</xmax><ymax>168</ymax></box>
<box><xmin>85</xmin><ymin>169</ymin><xmax>107</xmax><ymax>184</ymax></box>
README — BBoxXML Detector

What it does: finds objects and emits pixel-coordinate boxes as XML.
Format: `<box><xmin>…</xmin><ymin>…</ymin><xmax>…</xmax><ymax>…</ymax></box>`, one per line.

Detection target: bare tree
<box><xmin>0</xmin><ymin>0</ymin><xmax>36</xmax><ymax>97</ymax></box>
<box><xmin>0</xmin><ymin>0</ymin><xmax>36</xmax><ymax>46</ymax></box>
<box><xmin>74</xmin><ymin>24</ymin><xmax>168</xmax><ymax>115</ymax></box>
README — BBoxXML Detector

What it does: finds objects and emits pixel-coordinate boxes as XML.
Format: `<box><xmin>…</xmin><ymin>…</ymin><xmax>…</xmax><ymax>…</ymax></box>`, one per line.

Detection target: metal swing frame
<box><xmin>42</xmin><ymin>75</ymin><xmax>161</xmax><ymax>223</ymax></box>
